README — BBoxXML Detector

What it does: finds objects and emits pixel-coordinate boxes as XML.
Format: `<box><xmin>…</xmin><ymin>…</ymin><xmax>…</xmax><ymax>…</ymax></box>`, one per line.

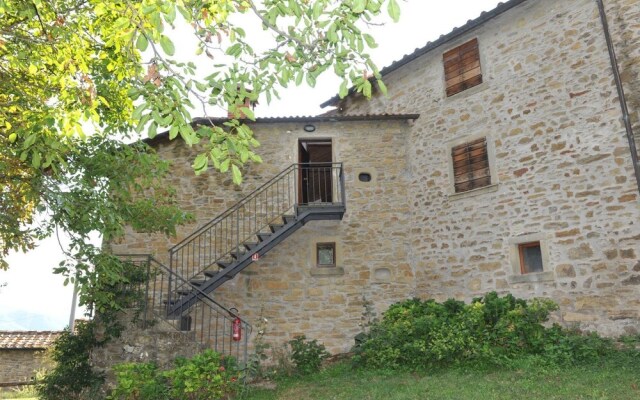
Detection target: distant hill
<box><xmin>0</xmin><ymin>310</ymin><xmax>68</xmax><ymax>331</ymax></box>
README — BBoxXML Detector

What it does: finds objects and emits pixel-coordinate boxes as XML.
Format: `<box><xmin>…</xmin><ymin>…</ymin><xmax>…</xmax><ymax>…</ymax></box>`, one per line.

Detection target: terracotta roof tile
<box><xmin>0</xmin><ymin>331</ymin><xmax>62</xmax><ymax>349</ymax></box>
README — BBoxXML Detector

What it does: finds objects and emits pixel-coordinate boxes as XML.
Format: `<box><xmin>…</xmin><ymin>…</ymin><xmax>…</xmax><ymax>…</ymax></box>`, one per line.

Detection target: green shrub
<box><xmin>37</xmin><ymin>322</ymin><xmax>104</xmax><ymax>400</ymax></box>
<box><xmin>166</xmin><ymin>350</ymin><xmax>239</xmax><ymax>400</ymax></box>
<box><xmin>110</xmin><ymin>350</ymin><xmax>239</xmax><ymax>400</ymax></box>
<box><xmin>110</xmin><ymin>362</ymin><xmax>167</xmax><ymax>400</ymax></box>
<box><xmin>288</xmin><ymin>335</ymin><xmax>330</xmax><ymax>375</ymax></box>
<box><xmin>353</xmin><ymin>292</ymin><xmax>612</xmax><ymax>370</ymax></box>
<box><xmin>541</xmin><ymin>326</ymin><xmax>613</xmax><ymax>365</ymax></box>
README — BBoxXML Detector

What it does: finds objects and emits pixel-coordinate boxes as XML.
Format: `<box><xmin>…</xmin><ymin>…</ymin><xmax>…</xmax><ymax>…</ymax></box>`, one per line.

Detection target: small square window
<box><xmin>179</xmin><ymin>315</ymin><xmax>192</xmax><ymax>331</ymax></box>
<box><xmin>316</xmin><ymin>243</ymin><xmax>336</xmax><ymax>267</ymax></box>
<box><xmin>519</xmin><ymin>242</ymin><xmax>544</xmax><ymax>274</ymax></box>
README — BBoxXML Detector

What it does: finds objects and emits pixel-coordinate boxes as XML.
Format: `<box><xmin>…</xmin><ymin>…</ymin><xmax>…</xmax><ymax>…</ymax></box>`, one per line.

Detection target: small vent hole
<box><xmin>358</xmin><ymin>173</ymin><xmax>372</xmax><ymax>182</ymax></box>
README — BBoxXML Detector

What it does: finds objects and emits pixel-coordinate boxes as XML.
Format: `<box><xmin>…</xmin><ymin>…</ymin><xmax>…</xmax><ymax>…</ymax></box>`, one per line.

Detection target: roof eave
<box><xmin>143</xmin><ymin>113</ymin><xmax>420</xmax><ymax>146</ymax></box>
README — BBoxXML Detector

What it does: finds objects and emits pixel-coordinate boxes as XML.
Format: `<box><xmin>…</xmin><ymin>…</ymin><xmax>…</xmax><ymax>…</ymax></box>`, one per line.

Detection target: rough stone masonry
<box><xmin>110</xmin><ymin>0</ymin><xmax>640</xmax><ymax>358</ymax></box>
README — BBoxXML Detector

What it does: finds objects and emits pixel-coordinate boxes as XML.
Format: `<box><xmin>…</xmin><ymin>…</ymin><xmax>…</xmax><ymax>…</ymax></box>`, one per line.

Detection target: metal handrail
<box><xmin>169</xmin><ymin>164</ymin><xmax>294</xmax><ymax>253</ymax></box>
<box><xmin>169</xmin><ymin>162</ymin><xmax>343</xmax><ymax>253</ymax></box>
<box><xmin>142</xmin><ymin>254</ymin><xmax>252</xmax><ymax>326</ymax></box>
<box><xmin>116</xmin><ymin>254</ymin><xmax>252</xmax><ymax>365</ymax></box>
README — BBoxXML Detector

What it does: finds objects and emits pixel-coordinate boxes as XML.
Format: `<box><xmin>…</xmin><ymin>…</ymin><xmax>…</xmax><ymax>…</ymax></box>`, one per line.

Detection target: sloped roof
<box><xmin>145</xmin><ymin>113</ymin><xmax>419</xmax><ymax>145</ymax></box>
<box><xmin>0</xmin><ymin>331</ymin><xmax>62</xmax><ymax>349</ymax></box>
<box><xmin>320</xmin><ymin>0</ymin><xmax>529</xmax><ymax>108</ymax></box>
<box><xmin>191</xmin><ymin>113</ymin><xmax>419</xmax><ymax>124</ymax></box>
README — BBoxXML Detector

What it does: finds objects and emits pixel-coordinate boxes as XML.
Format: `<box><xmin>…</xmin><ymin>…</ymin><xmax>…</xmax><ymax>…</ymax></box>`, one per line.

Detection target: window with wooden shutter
<box><xmin>443</xmin><ymin>38</ymin><xmax>482</xmax><ymax>97</ymax></box>
<box><xmin>451</xmin><ymin>137</ymin><xmax>491</xmax><ymax>193</ymax></box>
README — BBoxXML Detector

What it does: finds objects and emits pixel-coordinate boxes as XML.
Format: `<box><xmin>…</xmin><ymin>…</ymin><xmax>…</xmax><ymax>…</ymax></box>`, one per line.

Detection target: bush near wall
<box><xmin>353</xmin><ymin>292</ymin><xmax>615</xmax><ymax>370</ymax></box>
<box><xmin>109</xmin><ymin>349</ymin><xmax>240</xmax><ymax>400</ymax></box>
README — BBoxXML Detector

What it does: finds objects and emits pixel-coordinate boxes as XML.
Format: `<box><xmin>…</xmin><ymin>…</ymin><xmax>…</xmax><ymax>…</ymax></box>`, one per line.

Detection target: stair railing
<box><xmin>167</xmin><ymin>163</ymin><xmax>344</xmax><ymax>298</ymax></box>
<box><xmin>117</xmin><ymin>254</ymin><xmax>252</xmax><ymax>366</ymax></box>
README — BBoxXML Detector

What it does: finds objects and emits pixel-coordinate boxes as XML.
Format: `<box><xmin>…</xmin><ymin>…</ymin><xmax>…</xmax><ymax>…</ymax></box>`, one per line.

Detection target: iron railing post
<box><xmin>143</xmin><ymin>255</ymin><xmax>151</xmax><ymax>328</ymax></box>
<box><xmin>236</xmin><ymin>209</ymin><xmax>239</xmax><ymax>266</ymax></box>
<box><xmin>339</xmin><ymin>163</ymin><xmax>346</xmax><ymax>205</ymax></box>
<box><xmin>167</xmin><ymin>250</ymin><xmax>174</xmax><ymax>317</ymax></box>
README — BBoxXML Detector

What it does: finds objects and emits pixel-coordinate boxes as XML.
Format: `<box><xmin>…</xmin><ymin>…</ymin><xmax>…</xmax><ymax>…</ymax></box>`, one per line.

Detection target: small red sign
<box><xmin>251</xmin><ymin>253</ymin><xmax>260</xmax><ymax>261</ymax></box>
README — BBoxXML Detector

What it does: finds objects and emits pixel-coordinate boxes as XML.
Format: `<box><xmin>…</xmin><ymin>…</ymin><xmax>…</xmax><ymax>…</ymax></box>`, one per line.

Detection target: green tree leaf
<box><xmin>160</xmin><ymin>35</ymin><xmax>175</xmax><ymax>56</ymax></box>
<box><xmin>363</xmin><ymin>33</ymin><xmax>378</xmax><ymax>48</ymax></box>
<box><xmin>339</xmin><ymin>80</ymin><xmax>349</xmax><ymax>98</ymax></box>
<box><xmin>352</xmin><ymin>0</ymin><xmax>367</xmax><ymax>13</ymax></box>
<box><xmin>220</xmin><ymin>158</ymin><xmax>230</xmax><ymax>173</ymax></box>
<box><xmin>387</xmin><ymin>0</ymin><xmax>401</xmax><ymax>22</ymax></box>
<box><xmin>136</xmin><ymin>34</ymin><xmax>149</xmax><ymax>51</ymax></box>
<box><xmin>231</xmin><ymin>164</ymin><xmax>242</xmax><ymax>185</ymax></box>
<box><xmin>377</xmin><ymin>79</ymin><xmax>388</xmax><ymax>95</ymax></box>
<box><xmin>193</xmin><ymin>154</ymin><xmax>208</xmax><ymax>174</ymax></box>
<box><xmin>363</xmin><ymin>80</ymin><xmax>372</xmax><ymax>98</ymax></box>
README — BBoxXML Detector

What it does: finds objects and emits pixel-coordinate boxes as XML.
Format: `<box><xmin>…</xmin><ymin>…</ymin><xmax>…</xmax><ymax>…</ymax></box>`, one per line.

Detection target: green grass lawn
<box><xmin>241</xmin><ymin>355</ymin><xmax>640</xmax><ymax>400</ymax></box>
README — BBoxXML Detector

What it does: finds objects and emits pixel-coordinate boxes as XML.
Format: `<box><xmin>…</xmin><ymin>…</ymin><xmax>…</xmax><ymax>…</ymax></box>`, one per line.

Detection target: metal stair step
<box><xmin>269</xmin><ymin>224</ymin><xmax>284</xmax><ymax>233</ymax></box>
<box><xmin>203</xmin><ymin>269</ymin><xmax>235</xmax><ymax>280</ymax></box>
<box><xmin>190</xmin><ymin>279</ymin><xmax>205</xmax><ymax>287</ymax></box>
<box><xmin>282</xmin><ymin>214</ymin><xmax>296</xmax><ymax>224</ymax></box>
<box><xmin>216</xmin><ymin>260</ymin><xmax>233</xmax><ymax>269</ymax></box>
<box><xmin>244</xmin><ymin>242</ymin><xmax>258</xmax><ymax>250</ymax></box>
<box><xmin>230</xmin><ymin>250</ymin><xmax>246</xmax><ymax>259</ymax></box>
<box><xmin>256</xmin><ymin>232</ymin><xmax>271</xmax><ymax>242</ymax></box>
<box><xmin>161</xmin><ymin>301</ymin><xmax>184</xmax><ymax>318</ymax></box>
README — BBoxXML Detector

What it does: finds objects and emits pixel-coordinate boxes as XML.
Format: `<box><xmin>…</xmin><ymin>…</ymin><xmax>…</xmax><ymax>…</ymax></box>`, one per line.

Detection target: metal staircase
<box><xmin>118</xmin><ymin>163</ymin><xmax>345</xmax><ymax>362</ymax></box>
<box><xmin>116</xmin><ymin>254</ymin><xmax>253</xmax><ymax>365</ymax></box>
<box><xmin>166</xmin><ymin>162</ymin><xmax>346</xmax><ymax>315</ymax></box>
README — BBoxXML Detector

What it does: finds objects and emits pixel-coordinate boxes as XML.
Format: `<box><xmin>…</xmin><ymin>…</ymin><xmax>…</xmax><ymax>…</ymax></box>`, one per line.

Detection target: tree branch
<box><xmin>247</xmin><ymin>1</ymin><xmax>317</xmax><ymax>51</ymax></box>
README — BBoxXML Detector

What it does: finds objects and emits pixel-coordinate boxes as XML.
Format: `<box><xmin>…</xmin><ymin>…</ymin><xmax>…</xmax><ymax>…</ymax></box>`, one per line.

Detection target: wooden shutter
<box><xmin>451</xmin><ymin>137</ymin><xmax>491</xmax><ymax>193</ymax></box>
<box><xmin>443</xmin><ymin>38</ymin><xmax>482</xmax><ymax>97</ymax></box>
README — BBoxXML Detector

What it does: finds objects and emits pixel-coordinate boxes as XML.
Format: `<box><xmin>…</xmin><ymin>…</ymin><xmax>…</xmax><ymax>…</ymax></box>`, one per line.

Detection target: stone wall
<box><xmin>108</xmin><ymin>0</ymin><xmax>640</xmax><ymax>360</ymax></box>
<box><xmin>91</xmin><ymin>313</ymin><xmax>204</xmax><ymax>388</ymax></box>
<box><xmin>110</xmin><ymin>119</ymin><xmax>413</xmax><ymax>354</ymax></box>
<box><xmin>0</xmin><ymin>349</ymin><xmax>50</xmax><ymax>385</ymax></box>
<box><xmin>338</xmin><ymin>0</ymin><xmax>640</xmax><ymax>335</ymax></box>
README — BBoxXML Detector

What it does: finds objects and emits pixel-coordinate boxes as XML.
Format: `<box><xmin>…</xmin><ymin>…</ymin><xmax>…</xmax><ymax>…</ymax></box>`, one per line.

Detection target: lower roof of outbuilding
<box><xmin>0</xmin><ymin>331</ymin><xmax>62</xmax><ymax>349</ymax></box>
<box><xmin>144</xmin><ymin>113</ymin><xmax>420</xmax><ymax>146</ymax></box>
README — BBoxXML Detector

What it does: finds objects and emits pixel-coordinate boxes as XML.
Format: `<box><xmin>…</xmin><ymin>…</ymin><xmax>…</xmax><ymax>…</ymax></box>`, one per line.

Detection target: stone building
<box><xmin>111</xmin><ymin>0</ymin><xmax>640</xmax><ymax>357</ymax></box>
<box><xmin>0</xmin><ymin>331</ymin><xmax>59</xmax><ymax>389</ymax></box>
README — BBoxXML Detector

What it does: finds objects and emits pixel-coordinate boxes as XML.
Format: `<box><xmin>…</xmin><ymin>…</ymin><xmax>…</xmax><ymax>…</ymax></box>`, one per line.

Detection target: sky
<box><xmin>0</xmin><ymin>0</ymin><xmax>502</xmax><ymax>331</ymax></box>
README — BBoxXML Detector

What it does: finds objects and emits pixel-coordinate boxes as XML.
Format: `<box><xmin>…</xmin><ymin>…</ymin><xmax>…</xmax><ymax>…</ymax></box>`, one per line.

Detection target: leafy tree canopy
<box><xmin>0</xmin><ymin>0</ymin><xmax>399</xmax><ymax>310</ymax></box>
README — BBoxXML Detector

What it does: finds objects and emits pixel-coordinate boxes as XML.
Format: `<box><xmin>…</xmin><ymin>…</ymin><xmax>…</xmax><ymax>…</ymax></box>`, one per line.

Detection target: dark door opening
<box><xmin>298</xmin><ymin>139</ymin><xmax>333</xmax><ymax>204</ymax></box>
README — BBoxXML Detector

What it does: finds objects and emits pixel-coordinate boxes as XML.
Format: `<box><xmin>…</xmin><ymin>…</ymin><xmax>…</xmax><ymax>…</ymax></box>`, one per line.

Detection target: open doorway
<box><xmin>298</xmin><ymin>139</ymin><xmax>333</xmax><ymax>203</ymax></box>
